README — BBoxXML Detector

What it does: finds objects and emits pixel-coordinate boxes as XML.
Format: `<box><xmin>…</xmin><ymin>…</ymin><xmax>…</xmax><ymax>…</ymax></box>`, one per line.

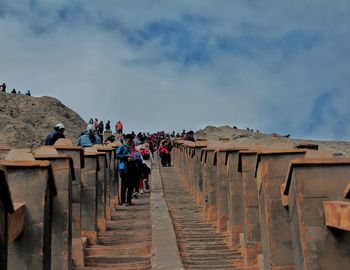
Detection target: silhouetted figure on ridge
<box><xmin>0</xmin><ymin>83</ymin><xmax>6</xmax><ymax>92</ymax></box>
<box><xmin>98</xmin><ymin>121</ymin><xmax>104</xmax><ymax>134</ymax></box>
<box><xmin>105</xmin><ymin>120</ymin><xmax>111</xmax><ymax>131</ymax></box>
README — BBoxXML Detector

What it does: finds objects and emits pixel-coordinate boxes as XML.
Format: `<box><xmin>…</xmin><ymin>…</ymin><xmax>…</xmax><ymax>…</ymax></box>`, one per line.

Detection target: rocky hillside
<box><xmin>196</xmin><ymin>125</ymin><xmax>350</xmax><ymax>156</ymax></box>
<box><xmin>0</xmin><ymin>92</ymin><xmax>87</xmax><ymax>148</ymax></box>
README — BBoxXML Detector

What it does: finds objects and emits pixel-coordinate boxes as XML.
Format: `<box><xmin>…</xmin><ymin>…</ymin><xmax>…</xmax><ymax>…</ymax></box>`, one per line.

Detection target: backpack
<box><xmin>140</xmin><ymin>149</ymin><xmax>151</xmax><ymax>160</ymax></box>
<box><xmin>160</xmin><ymin>146</ymin><xmax>169</xmax><ymax>155</ymax></box>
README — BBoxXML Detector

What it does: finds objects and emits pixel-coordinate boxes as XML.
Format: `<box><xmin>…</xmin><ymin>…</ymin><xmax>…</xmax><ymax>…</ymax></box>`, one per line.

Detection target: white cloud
<box><xmin>0</xmin><ymin>0</ymin><xmax>350</xmax><ymax>139</ymax></box>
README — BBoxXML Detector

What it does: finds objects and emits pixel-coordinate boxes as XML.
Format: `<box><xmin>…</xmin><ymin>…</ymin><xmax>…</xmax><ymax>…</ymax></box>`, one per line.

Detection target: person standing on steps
<box><xmin>98</xmin><ymin>120</ymin><xmax>104</xmax><ymax>133</ymax></box>
<box><xmin>116</xmin><ymin>134</ymin><xmax>135</xmax><ymax>206</ymax></box>
<box><xmin>158</xmin><ymin>140</ymin><xmax>170</xmax><ymax>167</ymax></box>
<box><xmin>44</xmin><ymin>123</ymin><xmax>66</xmax><ymax>145</ymax></box>
<box><xmin>98</xmin><ymin>120</ymin><xmax>104</xmax><ymax>141</ymax></box>
<box><xmin>130</xmin><ymin>147</ymin><xmax>143</xmax><ymax>199</ymax></box>
<box><xmin>93</xmin><ymin>118</ymin><xmax>99</xmax><ymax>130</ymax></box>
<box><xmin>116</xmin><ymin>120</ymin><xmax>123</xmax><ymax>135</ymax></box>
<box><xmin>105</xmin><ymin>120</ymin><xmax>111</xmax><ymax>131</ymax></box>
<box><xmin>137</xmin><ymin>144</ymin><xmax>152</xmax><ymax>191</ymax></box>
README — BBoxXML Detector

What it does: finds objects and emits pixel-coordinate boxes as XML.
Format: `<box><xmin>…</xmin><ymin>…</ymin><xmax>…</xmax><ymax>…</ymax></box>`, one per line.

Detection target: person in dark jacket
<box><xmin>116</xmin><ymin>134</ymin><xmax>135</xmax><ymax>206</ymax></box>
<box><xmin>44</xmin><ymin>123</ymin><xmax>65</xmax><ymax>145</ymax></box>
<box><xmin>105</xmin><ymin>120</ymin><xmax>111</xmax><ymax>131</ymax></box>
<box><xmin>0</xmin><ymin>83</ymin><xmax>6</xmax><ymax>92</ymax></box>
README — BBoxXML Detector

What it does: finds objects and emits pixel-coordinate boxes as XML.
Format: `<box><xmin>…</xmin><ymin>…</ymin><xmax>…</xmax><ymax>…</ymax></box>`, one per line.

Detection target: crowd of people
<box><xmin>1</xmin><ymin>82</ymin><xmax>31</xmax><ymax>96</ymax></box>
<box><xmin>43</xmin><ymin>121</ymin><xmax>195</xmax><ymax>206</ymax></box>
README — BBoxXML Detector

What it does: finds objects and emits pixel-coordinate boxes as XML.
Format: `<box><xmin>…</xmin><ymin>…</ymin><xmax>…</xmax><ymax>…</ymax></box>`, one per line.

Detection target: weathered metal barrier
<box><xmin>172</xmin><ymin>141</ymin><xmax>350</xmax><ymax>270</ymax></box>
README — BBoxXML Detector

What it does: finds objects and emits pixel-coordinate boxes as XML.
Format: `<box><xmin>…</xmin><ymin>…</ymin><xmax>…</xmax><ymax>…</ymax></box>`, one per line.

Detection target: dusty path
<box><xmin>160</xmin><ymin>166</ymin><xmax>246</xmax><ymax>270</ymax></box>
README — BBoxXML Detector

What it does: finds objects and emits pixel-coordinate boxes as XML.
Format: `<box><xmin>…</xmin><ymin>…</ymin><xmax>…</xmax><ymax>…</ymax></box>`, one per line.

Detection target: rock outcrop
<box><xmin>196</xmin><ymin>125</ymin><xmax>350</xmax><ymax>156</ymax></box>
<box><xmin>0</xmin><ymin>92</ymin><xmax>86</xmax><ymax>148</ymax></box>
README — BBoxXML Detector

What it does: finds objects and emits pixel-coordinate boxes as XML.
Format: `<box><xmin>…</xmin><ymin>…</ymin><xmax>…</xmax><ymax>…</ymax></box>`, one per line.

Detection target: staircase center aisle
<box><xmin>76</xmin><ymin>190</ymin><xmax>152</xmax><ymax>269</ymax></box>
<box><xmin>160</xmin><ymin>166</ymin><xmax>246</xmax><ymax>270</ymax></box>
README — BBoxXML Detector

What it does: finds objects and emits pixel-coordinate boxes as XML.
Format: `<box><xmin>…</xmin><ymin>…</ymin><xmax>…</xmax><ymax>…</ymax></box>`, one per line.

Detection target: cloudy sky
<box><xmin>1</xmin><ymin>1</ymin><xmax>349</xmax><ymax>140</ymax></box>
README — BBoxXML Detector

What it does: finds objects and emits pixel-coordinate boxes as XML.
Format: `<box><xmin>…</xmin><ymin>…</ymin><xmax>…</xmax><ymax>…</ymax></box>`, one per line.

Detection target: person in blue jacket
<box><xmin>116</xmin><ymin>134</ymin><xmax>135</xmax><ymax>206</ymax></box>
<box><xmin>77</xmin><ymin>124</ymin><xmax>101</xmax><ymax>147</ymax></box>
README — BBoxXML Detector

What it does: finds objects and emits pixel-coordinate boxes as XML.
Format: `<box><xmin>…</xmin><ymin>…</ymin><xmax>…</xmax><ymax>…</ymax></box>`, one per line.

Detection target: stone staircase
<box><xmin>75</xmin><ymin>192</ymin><xmax>152</xmax><ymax>270</ymax></box>
<box><xmin>161</xmin><ymin>167</ymin><xmax>248</xmax><ymax>270</ymax></box>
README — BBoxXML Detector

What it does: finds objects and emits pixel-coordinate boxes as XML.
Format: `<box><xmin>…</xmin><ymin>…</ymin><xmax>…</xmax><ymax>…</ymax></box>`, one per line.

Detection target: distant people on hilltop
<box><xmin>44</xmin><ymin>123</ymin><xmax>66</xmax><ymax>145</ymax></box>
<box><xmin>93</xmin><ymin>118</ymin><xmax>99</xmax><ymax>130</ymax></box>
<box><xmin>105</xmin><ymin>120</ymin><xmax>111</xmax><ymax>131</ymax></box>
<box><xmin>89</xmin><ymin>118</ymin><xmax>93</xmax><ymax>124</ymax></box>
<box><xmin>0</xmin><ymin>83</ymin><xmax>6</xmax><ymax>92</ymax></box>
<box><xmin>1</xmin><ymin>83</ymin><xmax>34</xmax><ymax>95</ymax></box>
<box><xmin>116</xmin><ymin>120</ymin><xmax>123</xmax><ymax>134</ymax></box>
<box><xmin>98</xmin><ymin>120</ymin><xmax>104</xmax><ymax>134</ymax></box>
<box><xmin>77</xmin><ymin>124</ymin><xmax>102</xmax><ymax>147</ymax></box>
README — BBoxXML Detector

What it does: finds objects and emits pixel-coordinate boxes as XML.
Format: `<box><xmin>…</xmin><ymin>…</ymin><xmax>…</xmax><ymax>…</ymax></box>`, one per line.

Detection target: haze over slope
<box><xmin>0</xmin><ymin>92</ymin><xmax>86</xmax><ymax>148</ymax></box>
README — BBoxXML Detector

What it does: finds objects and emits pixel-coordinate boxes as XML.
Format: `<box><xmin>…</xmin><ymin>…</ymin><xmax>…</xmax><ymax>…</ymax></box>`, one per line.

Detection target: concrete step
<box><xmin>161</xmin><ymin>165</ymin><xmax>246</xmax><ymax>270</ymax></box>
<box><xmin>85</xmin><ymin>244</ymin><xmax>151</xmax><ymax>257</ymax></box>
<box><xmin>79</xmin><ymin>192</ymin><xmax>152</xmax><ymax>269</ymax></box>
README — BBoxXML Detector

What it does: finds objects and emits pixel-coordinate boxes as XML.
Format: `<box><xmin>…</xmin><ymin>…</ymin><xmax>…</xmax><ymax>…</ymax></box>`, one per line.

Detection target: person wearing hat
<box><xmin>44</xmin><ymin>123</ymin><xmax>66</xmax><ymax>145</ymax></box>
<box><xmin>77</xmin><ymin>124</ymin><xmax>101</xmax><ymax>147</ymax></box>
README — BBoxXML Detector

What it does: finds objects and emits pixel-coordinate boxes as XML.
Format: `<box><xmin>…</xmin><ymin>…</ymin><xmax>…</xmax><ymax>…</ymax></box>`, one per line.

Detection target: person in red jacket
<box><xmin>158</xmin><ymin>140</ymin><xmax>171</xmax><ymax>167</ymax></box>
